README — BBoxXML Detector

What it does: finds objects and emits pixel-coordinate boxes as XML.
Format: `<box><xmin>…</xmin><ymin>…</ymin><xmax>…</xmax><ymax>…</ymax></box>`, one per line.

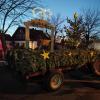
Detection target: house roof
<box><xmin>12</xmin><ymin>27</ymin><xmax>50</xmax><ymax>41</ymax></box>
<box><xmin>5</xmin><ymin>34</ymin><xmax>12</xmax><ymax>41</ymax></box>
<box><xmin>0</xmin><ymin>33</ymin><xmax>12</xmax><ymax>41</ymax></box>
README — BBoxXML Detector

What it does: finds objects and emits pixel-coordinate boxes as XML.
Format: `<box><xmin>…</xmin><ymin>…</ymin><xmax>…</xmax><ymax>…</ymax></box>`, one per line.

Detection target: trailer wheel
<box><xmin>44</xmin><ymin>72</ymin><xmax>64</xmax><ymax>91</ymax></box>
<box><xmin>93</xmin><ymin>60</ymin><xmax>100</xmax><ymax>76</ymax></box>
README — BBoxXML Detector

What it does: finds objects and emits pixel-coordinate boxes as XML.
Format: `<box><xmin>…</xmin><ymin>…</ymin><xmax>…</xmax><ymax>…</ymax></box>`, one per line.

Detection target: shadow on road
<box><xmin>0</xmin><ymin>66</ymin><xmax>47</xmax><ymax>95</ymax></box>
<box><xmin>0</xmin><ymin>66</ymin><xmax>100</xmax><ymax>96</ymax></box>
<box><xmin>53</xmin><ymin>82</ymin><xmax>100</xmax><ymax>96</ymax></box>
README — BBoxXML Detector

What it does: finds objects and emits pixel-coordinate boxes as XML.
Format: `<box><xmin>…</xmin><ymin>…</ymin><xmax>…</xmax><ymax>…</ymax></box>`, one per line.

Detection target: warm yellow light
<box><xmin>41</xmin><ymin>50</ymin><xmax>50</xmax><ymax>60</ymax></box>
<box><xmin>90</xmin><ymin>51</ymin><xmax>94</xmax><ymax>57</ymax></box>
<box><xmin>68</xmin><ymin>52</ymin><xmax>72</xmax><ymax>56</ymax></box>
<box><xmin>74</xmin><ymin>12</ymin><xmax>78</xmax><ymax>19</ymax></box>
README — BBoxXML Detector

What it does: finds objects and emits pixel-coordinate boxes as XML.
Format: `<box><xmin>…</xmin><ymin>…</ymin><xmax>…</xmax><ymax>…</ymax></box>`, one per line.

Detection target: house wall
<box><xmin>56</xmin><ymin>36</ymin><xmax>61</xmax><ymax>43</ymax></box>
<box><xmin>6</xmin><ymin>41</ymin><xmax>12</xmax><ymax>49</ymax></box>
<box><xmin>14</xmin><ymin>41</ymin><xmax>37</xmax><ymax>49</ymax></box>
<box><xmin>6</xmin><ymin>41</ymin><xmax>12</xmax><ymax>45</ymax></box>
<box><xmin>29</xmin><ymin>41</ymin><xmax>37</xmax><ymax>49</ymax></box>
<box><xmin>14</xmin><ymin>41</ymin><xmax>25</xmax><ymax>46</ymax></box>
<box><xmin>94</xmin><ymin>42</ymin><xmax>100</xmax><ymax>51</ymax></box>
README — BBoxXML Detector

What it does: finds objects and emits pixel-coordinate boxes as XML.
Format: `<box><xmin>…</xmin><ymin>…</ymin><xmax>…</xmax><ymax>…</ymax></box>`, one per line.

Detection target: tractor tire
<box><xmin>93</xmin><ymin>60</ymin><xmax>100</xmax><ymax>76</ymax></box>
<box><xmin>43</xmin><ymin>72</ymin><xmax>64</xmax><ymax>91</ymax></box>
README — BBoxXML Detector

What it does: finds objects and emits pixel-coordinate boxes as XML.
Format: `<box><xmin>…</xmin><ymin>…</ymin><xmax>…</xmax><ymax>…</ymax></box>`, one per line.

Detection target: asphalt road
<box><xmin>0</xmin><ymin>66</ymin><xmax>100</xmax><ymax>100</ymax></box>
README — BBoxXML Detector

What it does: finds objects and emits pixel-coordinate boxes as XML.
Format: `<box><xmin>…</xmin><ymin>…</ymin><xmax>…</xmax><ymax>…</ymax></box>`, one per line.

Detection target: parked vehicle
<box><xmin>1</xmin><ymin>19</ymin><xmax>100</xmax><ymax>91</ymax></box>
<box><xmin>6</xmin><ymin>46</ymin><xmax>100</xmax><ymax>91</ymax></box>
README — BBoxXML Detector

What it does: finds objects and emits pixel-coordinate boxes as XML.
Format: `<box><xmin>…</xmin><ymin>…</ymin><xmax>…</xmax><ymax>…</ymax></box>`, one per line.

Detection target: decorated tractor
<box><xmin>7</xmin><ymin>19</ymin><xmax>100</xmax><ymax>91</ymax></box>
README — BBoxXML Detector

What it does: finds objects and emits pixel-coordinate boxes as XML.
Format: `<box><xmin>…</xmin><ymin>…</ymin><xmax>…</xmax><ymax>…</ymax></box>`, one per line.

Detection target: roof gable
<box><xmin>12</xmin><ymin>27</ymin><xmax>50</xmax><ymax>41</ymax></box>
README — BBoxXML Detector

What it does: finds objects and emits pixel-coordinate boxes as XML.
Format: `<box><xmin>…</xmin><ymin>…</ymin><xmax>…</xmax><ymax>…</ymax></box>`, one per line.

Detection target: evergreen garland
<box><xmin>8</xmin><ymin>48</ymin><xmax>97</xmax><ymax>74</ymax></box>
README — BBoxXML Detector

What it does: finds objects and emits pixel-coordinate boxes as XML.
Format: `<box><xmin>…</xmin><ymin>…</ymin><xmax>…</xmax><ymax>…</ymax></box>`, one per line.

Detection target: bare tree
<box><xmin>0</xmin><ymin>0</ymin><xmax>41</xmax><ymax>34</ymax></box>
<box><xmin>49</xmin><ymin>14</ymin><xmax>66</xmax><ymax>43</ymax></box>
<box><xmin>0</xmin><ymin>0</ymin><xmax>41</xmax><ymax>48</ymax></box>
<box><xmin>82</xmin><ymin>9</ymin><xmax>100</xmax><ymax>46</ymax></box>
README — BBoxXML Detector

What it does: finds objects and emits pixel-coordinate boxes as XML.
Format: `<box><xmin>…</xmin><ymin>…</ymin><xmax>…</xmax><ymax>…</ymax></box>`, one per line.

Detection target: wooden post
<box><xmin>50</xmin><ymin>28</ymin><xmax>55</xmax><ymax>52</ymax></box>
<box><xmin>24</xmin><ymin>20</ymin><xmax>55</xmax><ymax>50</ymax></box>
<box><xmin>25</xmin><ymin>23</ymin><xmax>30</xmax><ymax>49</ymax></box>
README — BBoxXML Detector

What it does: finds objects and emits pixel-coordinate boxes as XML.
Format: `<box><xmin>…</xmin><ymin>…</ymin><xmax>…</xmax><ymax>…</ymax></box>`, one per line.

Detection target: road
<box><xmin>0</xmin><ymin>66</ymin><xmax>100</xmax><ymax>100</ymax></box>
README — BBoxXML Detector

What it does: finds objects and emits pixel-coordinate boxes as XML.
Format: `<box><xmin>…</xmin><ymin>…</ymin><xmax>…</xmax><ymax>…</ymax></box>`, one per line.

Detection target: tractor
<box><xmin>4</xmin><ymin>19</ymin><xmax>100</xmax><ymax>91</ymax></box>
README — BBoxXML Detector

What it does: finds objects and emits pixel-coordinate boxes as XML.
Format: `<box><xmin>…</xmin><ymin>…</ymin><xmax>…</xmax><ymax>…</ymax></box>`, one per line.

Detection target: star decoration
<box><xmin>68</xmin><ymin>52</ymin><xmax>72</xmax><ymax>56</ymax></box>
<box><xmin>76</xmin><ymin>42</ymin><xmax>80</xmax><ymax>47</ymax></box>
<box><xmin>41</xmin><ymin>51</ymin><xmax>50</xmax><ymax>60</ymax></box>
<box><xmin>74</xmin><ymin>12</ymin><xmax>78</xmax><ymax>19</ymax></box>
<box><xmin>90</xmin><ymin>51</ymin><xmax>94</xmax><ymax>57</ymax></box>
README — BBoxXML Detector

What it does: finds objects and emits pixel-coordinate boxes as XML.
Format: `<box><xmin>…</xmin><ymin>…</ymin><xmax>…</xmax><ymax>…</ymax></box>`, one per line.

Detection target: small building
<box><xmin>12</xmin><ymin>27</ymin><xmax>50</xmax><ymax>49</ymax></box>
<box><xmin>0</xmin><ymin>33</ymin><xmax>12</xmax><ymax>59</ymax></box>
<box><xmin>5</xmin><ymin>34</ymin><xmax>12</xmax><ymax>49</ymax></box>
<box><xmin>93</xmin><ymin>40</ymin><xmax>100</xmax><ymax>51</ymax></box>
<box><xmin>0</xmin><ymin>33</ymin><xmax>12</xmax><ymax>49</ymax></box>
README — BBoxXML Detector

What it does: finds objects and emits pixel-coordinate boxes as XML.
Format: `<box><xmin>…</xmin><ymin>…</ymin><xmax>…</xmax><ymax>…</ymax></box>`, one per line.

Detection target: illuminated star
<box><xmin>41</xmin><ymin>51</ymin><xmax>50</xmax><ymax>60</ymax></box>
<box><xmin>76</xmin><ymin>42</ymin><xmax>80</xmax><ymax>47</ymax></box>
<box><xmin>90</xmin><ymin>51</ymin><xmax>94</xmax><ymax>57</ymax></box>
<box><xmin>74</xmin><ymin>12</ymin><xmax>78</xmax><ymax>19</ymax></box>
<box><xmin>68</xmin><ymin>52</ymin><xmax>72</xmax><ymax>56</ymax></box>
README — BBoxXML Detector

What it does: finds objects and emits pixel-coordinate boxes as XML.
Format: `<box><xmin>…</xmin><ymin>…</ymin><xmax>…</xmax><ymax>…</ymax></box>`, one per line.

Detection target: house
<box><xmin>0</xmin><ymin>33</ymin><xmax>12</xmax><ymax>59</ymax></box>
<box><xmin>93</xmin><ymin>40</ymin><xmax>100</xmax><ymax>51</ymax></box>
<box><xmin>12</xmin><ymin>27</ymin><xmax>50</xmax><ymax>49</ymax></box>
<box><xmin>5</xmin><ymin>34</ymin><xmax>12</xmax><ymax>49</ymax></box>
<box><xmin>0</xmin><ymin>33</ymin><xmax>12</xmax><ymax>49</ymax></box>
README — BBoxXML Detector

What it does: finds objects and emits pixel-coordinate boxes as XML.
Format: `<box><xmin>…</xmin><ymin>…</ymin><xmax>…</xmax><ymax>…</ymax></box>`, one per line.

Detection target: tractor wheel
<box><xmin>44</xmin><ymin>72</ymin><xmax>64</xmax><ymax>91</ymax></box>
<box><xmin>93</xmin><ymin>60</ymin><xmax>100</xmax><ymax>76</ymax></box>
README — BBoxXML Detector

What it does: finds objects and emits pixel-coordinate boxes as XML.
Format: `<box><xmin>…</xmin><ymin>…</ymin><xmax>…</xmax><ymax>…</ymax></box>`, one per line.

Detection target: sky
<box><xmin>9</xmin><ymin>0</ymin><xmax>100</xmax><ymax>35</ymax></box>
<box><xmin>41</xmin><ymin>0</ymin><xmax>100</xmax><ymax>18</ymax></box>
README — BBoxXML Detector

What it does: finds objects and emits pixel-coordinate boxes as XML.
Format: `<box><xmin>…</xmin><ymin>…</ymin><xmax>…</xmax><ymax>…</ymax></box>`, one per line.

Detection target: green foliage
<box><xmin>65</xmin><ymin>13</ymin><xmax>85</xmax><ymax>48</ymax></box>
<box><xmin>8</xmin><ymin>48</ymin><xmax>97</xmax><ymax>74</ymax></box>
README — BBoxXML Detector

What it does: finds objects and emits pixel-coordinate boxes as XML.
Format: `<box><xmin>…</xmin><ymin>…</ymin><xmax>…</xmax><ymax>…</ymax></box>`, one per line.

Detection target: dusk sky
<box><xmin>9</xmin><ymin>0</ymin><xmax>100</xmax><ymax>35</ymax></box>
<box><xmin>41</xmin><ymin>0</ymin><xmax>100</xmax><ymax>18</ymax></box>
